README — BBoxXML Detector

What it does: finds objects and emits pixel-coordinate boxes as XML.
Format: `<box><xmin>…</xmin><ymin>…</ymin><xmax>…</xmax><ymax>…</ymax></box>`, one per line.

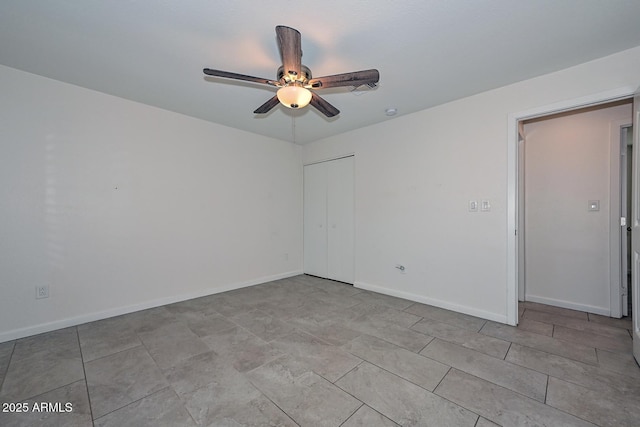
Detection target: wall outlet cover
<box><xmin>36</xmin><ymin>285</ymin><xmax>49</xmax><ymax>299</ymax></box>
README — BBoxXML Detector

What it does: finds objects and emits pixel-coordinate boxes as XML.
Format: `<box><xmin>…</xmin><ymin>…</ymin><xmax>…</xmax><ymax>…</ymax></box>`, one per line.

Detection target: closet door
<box><xmin>303</xmin><ymin>162</ymin><xmax>328</xmax><ymax>277</ymax></box>
<box><xmin>327</xmin><ymin>156</ymin><xmax>355</xmax><ymax>283</ymax></box>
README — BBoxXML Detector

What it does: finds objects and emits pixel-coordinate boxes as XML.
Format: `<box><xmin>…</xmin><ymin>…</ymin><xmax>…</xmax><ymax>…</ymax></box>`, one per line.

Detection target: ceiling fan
<box><xmin>203</xmin><ymin>25</ymin><xmax>380</xmax><ymax>118</ymax></box>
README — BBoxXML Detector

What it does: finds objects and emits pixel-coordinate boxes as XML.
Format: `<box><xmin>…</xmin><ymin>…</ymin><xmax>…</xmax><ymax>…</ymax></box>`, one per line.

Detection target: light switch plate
<box><xmin>469</xmin><ymin>200</ymin><xmax>478</xmax><ymax>212</ymax></box>
<box><xmin>588</xmin><ymin>200</ymin><xmax>600</xmax><ymax>211</ymax></box>
<box><xmin>481</xmin><ymin>200</ymin><xmax>491</xmax><ymax>212</ymax></box>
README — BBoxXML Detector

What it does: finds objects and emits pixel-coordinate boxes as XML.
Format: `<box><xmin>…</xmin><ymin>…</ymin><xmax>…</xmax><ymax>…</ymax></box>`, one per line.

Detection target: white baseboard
<box><xmin>354</xmin><ymin>281</ymin><xmax>508</xmax><ymax>324</ymax></box>
<box><xmin>0</xmin><ymin>270</ymin><xmax>302</xmax><ymax>343</ymax></box>
<box><xmin>524</xmin><ymin>294</ymin><xmax>610</xmax><ymax>316</ymax></box>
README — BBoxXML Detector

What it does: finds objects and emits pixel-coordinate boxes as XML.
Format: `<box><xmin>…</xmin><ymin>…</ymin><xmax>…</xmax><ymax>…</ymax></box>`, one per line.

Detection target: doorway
<box><xmin>519</xmin><ymin>99</ymin><xmax>632</xmax><ymax>317</ymax></box>
<box><xmin>517</xmin><ymin>101</ymin><xmax>632</xmax><ymax>318</ymax></box>
<box><xmin>506</xmin><ymin>87</ymin><xmax>638</xmax><ymax>326</ymax></box>
<box><xmin>621</xmin><ymin>125</ymin><xmax>634</xmax><ymax>317</ymax></box>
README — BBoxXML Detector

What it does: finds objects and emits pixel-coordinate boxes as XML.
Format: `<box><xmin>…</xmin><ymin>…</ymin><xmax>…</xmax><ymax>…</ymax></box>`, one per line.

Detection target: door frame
<box><xmin>506</xmin><ymin>86</ymin><xmax>637</xmax><ymax>326</ymax></box>
<box><xmin>611</xmin><ymin>121</ymin><xmax>634</xmax><ymax>318</ymax></box>
<box><xmin>303</xmin><ymin>154</ymin><xmax>356</xmax><ymax>283</ymax></box>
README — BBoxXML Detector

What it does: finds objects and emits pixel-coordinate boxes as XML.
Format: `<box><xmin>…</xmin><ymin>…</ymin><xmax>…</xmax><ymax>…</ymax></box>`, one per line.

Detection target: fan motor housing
<box><xmin>277</xmin><ymin>65</ymin><xmax>311</xmax><ymax>84</ymax></box>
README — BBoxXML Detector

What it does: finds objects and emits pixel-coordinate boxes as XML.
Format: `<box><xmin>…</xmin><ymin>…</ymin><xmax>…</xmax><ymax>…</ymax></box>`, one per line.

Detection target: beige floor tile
<box><xmin>342</xmin><ymin>405</ymin><xmax>399</xmax><ymax>427</ymax></box>
<box><xmin>520</xmin><ymin>302</ymin><xmax>588</xmax><ymax>320</ymax></box>
<box><xmin>405</xmin><ymin>303</ymin><xmax>487</xmax><ymax>332</ymax></box>
<box><xmin>0</xmin><ymin>328</ymin><xmax>84</xmax><ymax>401</ymax></box>
<box><xmin>247</xmin><ymin>354</ymin><xmax>361</xmax><ymax>427</ymax></box>
<box><xmin>122</xmin><ymin>307</ymin><xmax>177</xmax><ymax>334</ymax></box>
<box><xmin>336</xmin><ymin>362</ymin><xmax>477</xmax><ymax>426</ymax></box>
<box><xmin>0</xmin><ymin>341</ymin><xmax>14</xmax><ymax>386</ymax></box>
<box><xmin>231</xmin><ymin>309</ymin><xmax>296</xmax><ymax>342</ymax></box>
<box><xmin>162</xmin><ymin>351</ymin><xmax>227</xmax><ymax>396</ymax></box>
<box><xmin>476</xmin><ymin>417</ymin><xmax>500</xmax><ymax>427</ymax></box>
<box><xmin>546</xmin><ymin>376</ymin><xmax>640</xmax><ymax>427</ymax></box>
<box><xmin>553</xmin><ymin>325</ymin><xmax>632</xmax><ymax>354</ymax></box>
<box><xmin>78</xmin><ymin>315</ymin><xmax>141</xmax><ymax>363</ymax></box>
<box><xmin>422</xmin><ymin>339</ymin><xmax>547</xmax><ymax>401</ymax></box>
<box><xmin>351</xmin><ymin>321</ymin><xmax>433</xmax><ymax>353</ymax></box>
<box><xmin>343</xmin><ymin>334</ymin><xmax>449</xmax><ymax>391</ymax></box>
<box><xmin>94</xmin><ymin>387</ymin><xmax>197</xmax><ymax>427</ymax></box>
<box><xmin>480</xmin><ymin>321</ymin><xmax>598</xmax><ymax>365</ymax></box>
<box><xmin>349</xmin><ymin>291</ymin><xmax>414</xmax><ymax>311</ymax></box>
<box><xmin>524</xmin><ymin>310</ymin><xmax>631</xmax><ymax>339</ymax></box>
<box><xmin>517</xmin><ymin>317</ymin><xmax>554</xmax><ymax>336</ymax></box>
<box><xmin>411</xmin><ymin>318</ymin><xmax>511</xmax><ymax>358</ymax></box>
<box><xmin>178</xmin><ymin>312</ymin><xmax>236</xmax><ymax>338</ymax></box>
<box><xmin>85</xmin><ymin>346</ymin><xmax>168</xmax><ymax>419</ymax></box>
<box><xmin>596</xmin><ymin>348</ymin><xmax>640</xmax><ymax>378</ymax></box>
<box><xmin>343</xmin><ymin>302</ymin><xmax>422</xmax><ymax>328</ymax></box>
<box><xmin>506</xmin><ymin>344</ymin><xmax>640</xmax><ymax>395</ymax></box>
<box><xmin>435</xmin><ymin>369</ymin><xmax>595</xmax><ymax>426</ymax></box>
<box><xmin>270</xmin><ymin>331</ymin><xmax>362</xmax><ymax>382</ymax></box>
<box><xmin>201</xmin><ymin>325</ymin><xmax>284</xmax><ymax>373</ymax></box>
<box><xmin>0</xmin><ymin>380</ymin><xmax>92</xmax><ymax>427</ymax></box>
<box><xmin>588</xmin><ymin>313</ymin><xmax>633</xmax><ymax>330</ymax></box>
<box><xmin>289</xmin><ymin>312</ymin><xmax>362</xmax><ymax>346</ymax></box>
<box><xmin>137</xmin><ymin>322</ymin><xmax>210</xmax><ymax>369</ymax></box>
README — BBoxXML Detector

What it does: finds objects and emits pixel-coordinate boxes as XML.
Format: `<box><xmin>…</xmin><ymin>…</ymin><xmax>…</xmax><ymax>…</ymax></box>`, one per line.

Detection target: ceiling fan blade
<box><xmin>203</xmin><ymin>68</ymin><xmax>279</xmax><ymax>86</ymax></box>
<box><xmin>276</xmin><ymin>25</ymin><xmax>302</xmax><ymax>79</ymax></box>
<box><xmin>253</xmin><ymin>95</ymin><xmax>280</xmax><ymax>114</ymax></box>
<box><xmin>308</xmin><ymin>69</ymin><xmax>379</xmax><ymax>89</ymax></box>
<box><xmin>310</xmin><ymin>92</ymin><xmax>340</xmax><ymax>117</ymax></box>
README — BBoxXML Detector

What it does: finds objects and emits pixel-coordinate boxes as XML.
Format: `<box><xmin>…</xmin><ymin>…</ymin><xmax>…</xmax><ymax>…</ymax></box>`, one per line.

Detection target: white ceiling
<box><xmin>2</xmin><ymin>1</ymin><xmax>640</xmax><ymax>144</ymax></box>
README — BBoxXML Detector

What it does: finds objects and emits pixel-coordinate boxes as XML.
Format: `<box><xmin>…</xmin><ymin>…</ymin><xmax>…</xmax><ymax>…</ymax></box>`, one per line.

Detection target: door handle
<box><xmin>628</xmin><ymin>226</ymin><xmax>632</xmax><ymax>232</ymax></box>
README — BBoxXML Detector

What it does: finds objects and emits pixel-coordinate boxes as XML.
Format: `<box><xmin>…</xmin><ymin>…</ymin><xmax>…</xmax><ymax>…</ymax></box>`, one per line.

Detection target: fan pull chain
<box><xmin>291</xmin><ymin>114</ymin><xmax>296</xmax><ymax>144</ymax></box>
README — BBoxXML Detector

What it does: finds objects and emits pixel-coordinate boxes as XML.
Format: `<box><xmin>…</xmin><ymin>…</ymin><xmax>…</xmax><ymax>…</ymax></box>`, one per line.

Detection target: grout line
<box><xmin>543</xmin><ymin>373</ymin><xmax>549</xmax><ymax>404</ymax></box>
<box><xmin>248</xmin><ymin>381</ymin><xmax>301</xmax><ymax>427</ymax></box>
<box><xmin>407</xmin><ymin>316</ymin><xmax>424</xmax><ymax>330</ymax></box>
<box><xmin>503</xmin><ymin>342</ymin><xmax>512</xmax><ymax>361</ymax></box>
<box><xmin>76</xmin><ymin>327</ymin><xmax>96</xmax><ymax>426</ymax></box>
<box><xmin>337</xmin><ymin>402</ymin><xmax>364</xmax><ymax>427</ymax></box>
<box><xmin>332</xmin><ymin>360</ymin><xmax>364</xmax><ymax>384</ymax></box>
<box><xmin>416</xmin><ymin>336</ymin><xmax>435</xmax><ymax>354</ymax></box>
<box><xmin>359</xmin><ymin>357</ymin><xmax>449</xmax><ymax>394</ymax></box>
<box><xmin>91</xmin><ymin>386</ymin><xmax>171</xmax><ymax>423</ymax></box>
<box><xmin>432</xmin><ymin>366</ymin><xmax>453</xmax><ymax>392</ymax></box>
<box><xmin>0</xmin><ymin>340</ymin><xmax>17</xmax><ymax>393</ymax></box>
<box><xmin>543</xmin><ymin>377</ymin><xmax>605</xmax><ymax>427</ymax></box>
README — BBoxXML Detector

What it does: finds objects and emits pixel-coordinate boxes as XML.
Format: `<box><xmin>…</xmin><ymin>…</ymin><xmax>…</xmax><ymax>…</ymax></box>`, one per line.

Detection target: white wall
<box><xmin>303</xmin><ymin>46</ymin><xmax>640</xmax><ymax>323</ymax></box>
<box><xmin>0</xmin><ymin>65</ymin><xmax>303</xmax><ymax>342</ymax></box>
<box><xmin>523</xmin><ymin>104</ymin><xmax>632</xmax><ymax>314</ymax></box>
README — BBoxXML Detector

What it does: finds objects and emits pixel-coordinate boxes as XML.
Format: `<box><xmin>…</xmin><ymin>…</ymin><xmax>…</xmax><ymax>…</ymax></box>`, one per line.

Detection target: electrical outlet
<box><xmin>36</xmin><ymin>285</ymin><xmax>49</xmax><ymax>299</ymax></box>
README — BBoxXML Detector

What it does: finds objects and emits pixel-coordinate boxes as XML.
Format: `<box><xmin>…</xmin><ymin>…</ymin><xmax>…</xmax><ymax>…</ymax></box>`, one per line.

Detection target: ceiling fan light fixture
<box><xmin>203</xmin><ymin>26</ymin><xmax>378</xmax><ymax>117</ymax></box>
<box><xmin>277</xmin><ymin>84</ymin><xmax>312</xmax><ymax>109</ymax></box>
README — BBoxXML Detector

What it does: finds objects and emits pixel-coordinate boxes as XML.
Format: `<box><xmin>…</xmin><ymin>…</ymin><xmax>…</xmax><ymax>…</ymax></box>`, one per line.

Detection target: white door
<box><xmin>327</xmin><ymin>156</ymin><xmax>355</xmax><ymax>283</ymax></box>
<box><xmin>303</xmin><ymin>162</ymin><xmax>328</xmax><ymax>277</ymax></box>
<box><xmin>621</xmin><ymin>127</ymin><xmax>630</xmax><ymax>317</ymax></box>
<box><xmin>303</xmin><ymin>156</ymin><xmax>355</xmax><ymax>283</ymax></box>
<box><xmin>632</xmin><ymin>91</ymin><xmax>640</xmax><ymax>363</ymax></box>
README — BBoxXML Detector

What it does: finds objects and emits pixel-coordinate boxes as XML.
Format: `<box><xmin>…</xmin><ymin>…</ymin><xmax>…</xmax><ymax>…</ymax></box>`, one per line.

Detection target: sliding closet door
<box><xmin>303</xmin><ymin>162</ymin><xmax>328</xmax><ymax>277</ymax></box>
<box><xmin>303</xmin><ymin>156</ymin><xmax>354</xmax><ymax>284</ymax></box>
<box><xmin>327</xmin><ymin>156</ymin><xmax>354</xmax><ymax>283</ymax></box>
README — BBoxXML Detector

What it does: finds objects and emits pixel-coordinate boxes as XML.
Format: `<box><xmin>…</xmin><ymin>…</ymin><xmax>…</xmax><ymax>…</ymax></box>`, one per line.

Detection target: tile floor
<box><xmin>0</xmin><ymin>274</ymin><xmax>638</xmax><ymax>426</ymax></box>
